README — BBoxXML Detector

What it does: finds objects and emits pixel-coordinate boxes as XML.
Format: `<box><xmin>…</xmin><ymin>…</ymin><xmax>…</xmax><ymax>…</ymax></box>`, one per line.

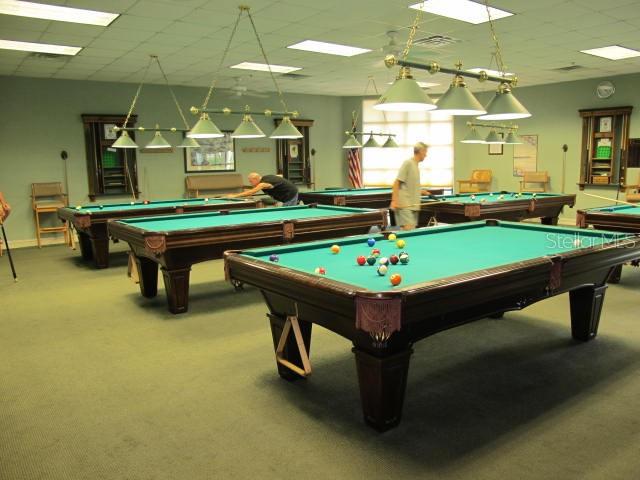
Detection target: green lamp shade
<box><xmin>383</xmin><ymin>136</ymin><xmax>399</xmax><ymax>148</ymax></box>
<box><xmin>342</xmin><ymin>134</ymin><xmax>362</xmax><ymax>149</ymax></box>
<box><xmin>144</xmin><ymin>131</ymin><xmax>171</xmax><ymax>149</ymax></box>
<box><xmin>485</xmin><ymin>130</ymin><xmax>504</xmax><ymax>144</ymax></box>
<box><xmin>504</xmin><ymin>131</ymin><xmax>522</xmax><ymax>144</ymax></box>
<box><xmin>460</xmin><ymin>128</ymin><xmax>485</xmax><ymax>144</ymax></box>
<box><xmin>177</xmin><ymin>137</ymin><xmax>200</xmax><ymax>148</ymax></box>
<box><xmin>270</xmin><ymin>117</ymin><xmax>303</xmax><ymax>139</ymax></box>
<box><xmin>363</xmin><ymin>134</ymin><xmax>380</xmax><ymax>148</ymax></box>
<box><xmin>112</xmin><ymin>130</ymin><xmax>138</xmax><ymax>149</ymax></box>
<box><xmin>436</xmin><ymin>83</ymin><xmax>486</xmax><ymax>116</ymax></box>
<box><xmin>232</xmin><ymin>115</ymin><xmax>265</xmax><ymax>139</ymax></box>
<box><xmin>187</xmin><ymin>113</ymin><xmax>224</xmax><ymax>139</ymax></box>
<box><xmin>374</xmin><ymin>78</ymin><xmax>437</xmax><ymax>112</ymax></box>
<box><xmin>477</xmin><ymin>86</ymin><xmax>531</xmax><ymax>120</ymax></box>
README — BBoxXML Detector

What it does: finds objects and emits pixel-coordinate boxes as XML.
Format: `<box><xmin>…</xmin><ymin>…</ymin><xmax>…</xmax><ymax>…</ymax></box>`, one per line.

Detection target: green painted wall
<box><xmin>0</xmin><ymin>75</ymin><xmax>346</xmax><ymax>241</ymax></box>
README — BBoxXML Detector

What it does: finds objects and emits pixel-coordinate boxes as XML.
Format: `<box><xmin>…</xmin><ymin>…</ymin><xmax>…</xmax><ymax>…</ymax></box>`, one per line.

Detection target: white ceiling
<box><xmin>0</xmin><ymin>0</ymin><xmax>639</xmax><ymax>95</ymax></box>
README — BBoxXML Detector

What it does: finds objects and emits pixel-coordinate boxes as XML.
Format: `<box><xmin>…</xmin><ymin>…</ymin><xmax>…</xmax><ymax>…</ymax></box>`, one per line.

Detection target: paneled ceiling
<box><xmin>1</xmin><ymin>0</ymin><xmax>639</xmax><ymax>95</ymax></box>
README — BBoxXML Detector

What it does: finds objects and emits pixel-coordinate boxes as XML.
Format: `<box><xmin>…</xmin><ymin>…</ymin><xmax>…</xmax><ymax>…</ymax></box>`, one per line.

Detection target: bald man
<box><xmin>228</xmin><ymin>172</ymin><xmax>299</xmax><ymax>206</ymax></box>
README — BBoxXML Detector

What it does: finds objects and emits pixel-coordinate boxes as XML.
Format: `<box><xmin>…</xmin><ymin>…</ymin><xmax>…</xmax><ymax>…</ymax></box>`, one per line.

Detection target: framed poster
<box><xmin>184</xmin><ymin>132</ymin><xmax>236</xmax><ymax>173</ymax></box>
<box><xmin>104</xmin><ymin>123</ymin><xmax>118</xmax><ymax>140</ymax></box>
<box><xmin>488</xmin><ymin>133</ymin><xmax>504</xmax><ymax>155</ymax></box>
<box><xmin>513</xmin><ymin>134</ymin><xmax>538</xmax><ymax>176</ymax></box>
<box><xmin>599</xmin><ymin>117</ymin><xmax>612</xmax><ymax>133</ymax></box>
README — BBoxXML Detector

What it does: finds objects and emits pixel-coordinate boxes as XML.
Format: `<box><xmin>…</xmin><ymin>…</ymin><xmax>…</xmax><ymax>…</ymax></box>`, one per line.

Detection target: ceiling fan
<box><xmin>229</xmin><ymin>76</ymin><xmax>269</xmax><ymax>98</ymax></box>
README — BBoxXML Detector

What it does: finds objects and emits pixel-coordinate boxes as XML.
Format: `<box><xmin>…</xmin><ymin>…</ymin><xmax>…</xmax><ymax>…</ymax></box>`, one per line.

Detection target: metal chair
<box><xmin>31</xmin><ymin>182</ymin><xmax>71</xmax><ymax>248</ymax></box>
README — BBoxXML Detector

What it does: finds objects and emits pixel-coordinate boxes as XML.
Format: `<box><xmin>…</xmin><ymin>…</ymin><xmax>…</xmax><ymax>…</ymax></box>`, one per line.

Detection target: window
<box><xmin>361</xmin><ymin>99</ymin><xmax>454</xmax><ymax>187</ymax></box>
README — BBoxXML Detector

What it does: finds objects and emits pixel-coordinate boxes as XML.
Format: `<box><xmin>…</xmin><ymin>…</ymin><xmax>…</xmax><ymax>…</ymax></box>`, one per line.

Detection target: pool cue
<box><xmin>582</xmin><ymin>192</ymin><xmax>640</xmax><ymax>207</ymax></box>
<box><xmin>124</xmin><ymin>156</ymin><xmax>137</xmax><ymax>202</ymax></box>
<box><xmin>0</xmin><ymin>219</ymin><xmax>17</xmax><ymax>282</ymax></box>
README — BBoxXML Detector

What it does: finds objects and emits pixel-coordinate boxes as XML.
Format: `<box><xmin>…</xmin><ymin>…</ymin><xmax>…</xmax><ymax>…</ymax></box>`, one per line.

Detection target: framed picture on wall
<box><xmin>183</xmin><ymin>132</ymin><xmax>236</xmax><ymax>173</ymax></box>
<box><xmin>513</xmin><ymin>134</ymin><xmax>538</xmax><ymax>176</ymax></box>
<box><xmin>488</xmin><ymin>133</ymin><xmax>504</xmax><ymax>155</ymax></box>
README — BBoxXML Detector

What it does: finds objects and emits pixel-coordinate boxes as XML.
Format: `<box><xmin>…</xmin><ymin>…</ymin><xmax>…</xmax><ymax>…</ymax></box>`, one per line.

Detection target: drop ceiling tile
<box><xmin>600</xmin><ymin>2</ymin><xmax>640</xmax><ymax>20</ymax></box>
<box><xmin>126</xmin><ymin>1</ymin><xmax>194</xmax><ymax>20</ymax></box>
<box><xmin>84</xmin><ymin>37</ymin><xmax>134</xmax><ymax>51</ymax></box>
<box><xmin>44</xmin><ymin>22</ymin><xmax>104</xmax><ymax>38</ymax></box>
<box><xmin>0</xmin><ymin>28</ymin><xmax>44</xmax><ymax>43</ymax></box>
<box><xmin>79</xmin><ymin>47</ymin><xmax>125</xmax><ymax>58</ymax></box>
<box><xmin>111</xmin><ymin>15</ymin><xmax>174</xmax><ymax>32</ymax></box>
<box><xmin>146</xmin><ymin>33</ymin><xmax>202</xmax><ymax>47</ymax></box>
<box><xmin>179</xmin><ymin>9</ymin><xmax>239</xmax><ymax>26</ymax></box>
<box><xmin>0</xmin><ymin>16</ymin><xmax>49</xmax><ymax>33</ymax></box>
<box><xmin>162</xmin><ymin>22</ymin><xmax>216</xmax><ymax>37</ymax></box>
<box><xmin>62</xmin><ymin>0</ymin><xmax>137</xmax><ymax>11</ymax></box>
<box><xmin>96</xmin><ymin>27</ymin><xmax>156</xmax><ymax>42</ymax></box>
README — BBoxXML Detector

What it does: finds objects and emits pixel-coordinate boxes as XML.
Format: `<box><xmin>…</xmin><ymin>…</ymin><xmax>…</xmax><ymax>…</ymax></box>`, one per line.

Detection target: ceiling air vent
<box><xmin>27</xmin><ymin>52</ymin><xmax>68</xmax><ymax>61</ymax></box>
<box><xmin>552</xmin><ymin>64</ymin><xmax>584</xmax><ymax>72</ymax></box>
<box><xmin>412</xmin><ymin>35</ymin><xmax>459</xmax><ymax>48</ymax></box>
<box><xmin>280</xmin><ymin>73</ymin><xmax>311</xmax><ymax>80</ymax></box>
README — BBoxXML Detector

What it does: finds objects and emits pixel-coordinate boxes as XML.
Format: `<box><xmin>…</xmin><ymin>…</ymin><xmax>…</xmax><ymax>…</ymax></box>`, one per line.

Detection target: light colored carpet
<box><xmin>1</xmin><ymin>243</ymin><xmax>639</xmax><ymax>480</ymax></box>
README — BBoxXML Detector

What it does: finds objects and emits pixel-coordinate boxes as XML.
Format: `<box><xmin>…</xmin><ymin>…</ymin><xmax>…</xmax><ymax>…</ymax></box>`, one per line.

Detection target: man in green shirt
<box><xmin>390</xmin><ymin>142</ymin><xmax>428</xmax><ymax>230</ymax></box>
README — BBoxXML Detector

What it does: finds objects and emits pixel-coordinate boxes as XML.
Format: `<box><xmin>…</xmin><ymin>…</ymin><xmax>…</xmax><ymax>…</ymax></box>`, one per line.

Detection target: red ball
<box><xmin>315</xmin><ymin>267</ymin><xmax>326</xmax><ymax>275</ymax></box>
<box><xmin>389</xmin><ymin>255</ymin><xmax>399</xmax><ymax>265</ymax></box>
<box><xmin>143</xmin><ymin>200</ymin><xmax>150</xmax><ymax>205</ymax></box>
<box><xmin>390</xmin><ymin>273</ymin><xmax>402</xmax><ymax>286</ymax></box>
<box><xmin>356</xmin><ymin>255</ymin><xmax>367</xmax><ymax>266</ymax></box>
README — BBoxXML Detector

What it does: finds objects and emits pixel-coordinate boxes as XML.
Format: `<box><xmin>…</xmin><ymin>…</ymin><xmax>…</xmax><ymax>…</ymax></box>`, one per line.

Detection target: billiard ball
<box><xmin>532</xmin><ymin>193</ymin><xmax>537</xmax><ymax>198</ymax></box>
<box><xmin>98</xmin><ymin>205</ymin><xmax>104</xmax><ymax>209</ymax></box>
<box><xmin>389</xmin><ymin>255</ymin><xmax>399</xmax><ymax>265</ymax></box>
<box><xmin>315</xmin><ymin>267</ymin><xmax>326</xmax><ymax>275</ymax></box>
<box><xmin>390</xmin><ymin>274</ymin><xmax>402</xmax><ymax>286</ymax></box>
<box><xmin>367</xmin><ymin>238</ymin><xmax>376</xmax><ymax>247</ymax></box>
<box><xmin>489</xmin><ymin>192</ymin><xmax>494</xmax><ymax>196</ymax></box>
<box><xmin>480</xmin><ymin>199</ymin><xmax>487</xmax><ymax>203</ymax></box>
<box><xmin>396</xmin><ymin>239</ymin><xmax>406</xmax><ymax>248</ymax></box>
<box><xmin>470</xmin><ymin>194</ymin><xmax>476</xmax><ymax>201</ymax></box>
<box><xmin>204</xmin><ymin>197</ymin><xmax>209</xmax><ymax>202</ymax></box>
<box><xmin>388</xmin><ymin>233</ymin><xmax>397</xmax><ymax>241</ymax></box>
<box><xmin>130</xmin><ymin>201</ymin><xmax>135</xmax><ymax>205</ymax></box>
<box><xmin>366</xmin><ymin>256</ymin><xmax>377</xmax><ymax>266</ymax></box>
<box><xmin>269</xmin><ymin>254</ymin><xmax>279</xmax><ymax>262</ymax></box>
<box><xmin>356</xmin><ymin>255</ymin><xmax>367</xmax><ymax>266</ymax></box>
<box><xmin>75</xmin><ymin>205</ymin><xmax>82</xmax><ymax>210</ymax></box>
<box><xmin>399</xmin><ymin>253</ymin><xmax>410</xmax><ymax>264</ymax></box>
<box><xmin>377</xmin><ymin>265</ymin><xmax>388</xmax><ymax>276</ymax></box>
<box><xmin>371</xmin><ymin>248</ymin><xmax>381</xmax><ymax>257</ymax></box>
<box><xmin>498</xmin><ymin>195</ymin><xmax>504</xmax><ymax>200</ymax></box>
<box><xmin>143</xmin><ymin>200</ymin><xmax>150</xmax><ymax>205</ymax></box>
<box><xmin>573</xmin><ymin>238</ymin><xmax>582</xmax><ymax>247</ymax></box>
<box><xmin>378</xmin><ymin>257</ymin><xmax>389</xmax><ymax>266</ymax></box>
<box><xmin>330</xmin><ymin>244</ymin><xmax>340</xmax><ymax>254</ymax></box>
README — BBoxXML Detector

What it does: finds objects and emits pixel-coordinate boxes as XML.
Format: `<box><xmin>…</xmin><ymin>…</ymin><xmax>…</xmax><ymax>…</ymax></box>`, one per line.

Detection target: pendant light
<box><xmin>177</xmin><ymin>137</ymin><xmax>200</xmax><ymax>148</ymax></box>
<box><xmin>363</xmin><ymin>134</ymin><xmax>380</xmax><ymax>148</ymax></box>
<box><xmin>485</xmin><ymin>130</ymin><xmax>504</xmax><ymax>144</ymax></box>
<box><xmin>477</xmin><ymin>83</ymin><xmax>531</xmax><ymax>120</ymax></box>
<box><xmin>270</xmin><ymin>116</ymin><xmax>303</xmax><ymax>139</ymax></box>
<box><xmin>187</xmin><ymin>113</ymin><xmax>223</xmax><ymax>139</ymax></box>
<box><xmin>504</xmin><ymin>131</ymin><xmax>522</xmax><ymax>144</ymax></box>
<box><xmin>112</xmin><ymin>130</ymin><xmax>138</xmax><ymax>149</ymax></box>
<box><xmin>460</xmin><ymin>127</ymin><xmax>485</xmax><ymax>144</ymax></box>
<box><xmin>232</xmin><ymin>114</ymin><xmax>265</xmax><ymax>138</ymax></box>
<box><xmin>436</xmin><ymin>74</ymin><xmax>486</xmax><ymax>116</ymax></box>
<box><xmin>375</xmin><ymin>67</ymin><xmax>436</xmax><ymax>112</ymax></box>
<box><xmin>383</xmin><ymin>136</ymin><xmax>399</xmax><ymax>148</ymax></box>
<box><xmin>342</xmin><ymin>134</ymin><xmax>362</xmax><ymax>149</ymax></box>
<box><xmin>144</xmin><ymin>128</ymin><xmax>172</xmax><ymax>149</ymax></box>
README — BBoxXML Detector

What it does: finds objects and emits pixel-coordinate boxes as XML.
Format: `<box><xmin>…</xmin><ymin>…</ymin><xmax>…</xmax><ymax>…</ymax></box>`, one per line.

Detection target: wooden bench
<box><xmin>185</xmin><ymin>173</ymin><xmax>246</xmax><ymax>198</ymax></box>
<box><xmin>520</xmin><ymin>171</ymin><xmax>550</xmax><ymax>193</ymax></box>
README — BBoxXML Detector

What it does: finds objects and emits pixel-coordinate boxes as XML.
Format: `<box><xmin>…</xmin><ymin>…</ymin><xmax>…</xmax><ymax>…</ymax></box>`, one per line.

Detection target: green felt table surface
<box><xmin>118</xmin><ymin>205</ymin><xmax>374</xmax><ymax>232</ymax></box>
<box><xmin>242</xmin><ymin>221</ymin><xmax>629</xmax><ymax>290</ymax></box>
<box><xmin>73</xmin><ymin>197</ymin><xmax>249</xmax><ymax>213</ymax></box>
<box><xmin>424</xmin><ymin>192</ymin><xmax>564</xmax><ymax>204</ymax></box>
<box><xmin>586</xmin><ymin>205</ymin><xmax>640</xmax><ymax>216</ymax></box>
<box><xmin>309</xmin><ymin>188</ymin><xmax>392</xmax><ymax>196</ymax></box>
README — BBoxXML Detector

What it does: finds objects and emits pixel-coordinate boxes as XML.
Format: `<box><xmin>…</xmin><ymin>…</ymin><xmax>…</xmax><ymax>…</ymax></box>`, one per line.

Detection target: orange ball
<box><xmin>390</xmin><ymin>273</ymin><xmax>402</xmax><ymax>286</ymax></box>
<box><xmin>330</xmin><ymin>244</ymin><xmax>340</xmax><ymax>254</ymax></box>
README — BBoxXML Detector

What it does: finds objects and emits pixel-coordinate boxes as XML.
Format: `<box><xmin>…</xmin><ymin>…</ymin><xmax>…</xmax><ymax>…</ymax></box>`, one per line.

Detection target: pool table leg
<box><xmin>608</xmin><ymin>264</ymin><xmax>623</xmax><ymax>284</ymax></box>
<box><xmin>569</xmin><ymin>284</ymin><xmax>607</xmax><ymax>342</ymax></box>
<box><xmin>161</xmin><ymin>266</ymin><xmax>191</xmax><ymax>314</ymax></box>
<box><xmin>541</xmin><ymin>216</ymin><xmax>559</xmax><ymax>225</ymax></box>
<box><xmin>352</xmin><ymin>346</ymin><xmax>413</xmax><ymax>432</ymax></box>
<box><xmin>90</xmin><ymin>236</ymin><xmax>110</xmax><ymax>268</ymax></box>
<box><xmin>136</xmin><ymin>256</ymin><xmax>158</xmax><ymax>299</ymax></box>
<box><xmin>77</xmin><ymin>232</ymin><xmax>93</xmax><ymax>261</ymax></box>
<box><xmin>268</xmin><ymin>313</ymin><xmax>312</xmax><ymax>381</ymax></box>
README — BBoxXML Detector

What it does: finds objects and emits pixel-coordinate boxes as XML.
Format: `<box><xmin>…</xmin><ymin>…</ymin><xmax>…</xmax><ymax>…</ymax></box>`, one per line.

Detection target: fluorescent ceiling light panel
<box><xmin>467</xmin><ymin>67</ymin><xmax>514</xmax><ymax>77</ymax></box>
<box><xmin>230</xmin><ymin>62</ymin><xmax>301</xmax><ymax>74</ymax></box>
<box><xmin>409</xmin><ymin>0</ymin><xmax>513</xmax><ymax>24</ymax></box>
<box><xmin>580</xmin><ymin>45</ymin><xmax>640</xmax><ymax>60</ymax></box>
<box><xmin>287</xmin><ymin>40</ymin><xmax>371</xmax><ymax>57</ymax></box>
<box><xmin>0</xmin><ymin>0</ymin><xmax>119</xmax><ymax>26</ymax></box>
<box><xmin>0</xmin><ymin>39</ymin><xmax>81</xmax><ymax>55</ymax></box>
<box><xmin>388</xmin><ymin>81</ymin><xmax>439</xmax><ymax>88</ymax></box>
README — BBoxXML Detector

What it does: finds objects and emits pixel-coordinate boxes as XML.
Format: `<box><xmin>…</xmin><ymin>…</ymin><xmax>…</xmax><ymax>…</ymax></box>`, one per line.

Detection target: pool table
<box><xmin>299</xmin><ymin>187</ymin><xmax>445</xmax><ymax>209</ymax></box>
<box><xmin>224</xmin><ymin>220</ymin><xmax>640</xmax><ymax>431</ymax></box>
<box><xmin>418</xmin><ymin>192</ymin><xmax>576</xmax><ymax>226</ymax></box>
<box><xmin>108</xmin><ymin>205</ymin><xmax>387</xmax><ymax>314</ymax></box>
<box><xmin>58</xmin><ymin>197</ymin><xmax>260</xmax><ymax>269</ymax></box>
<box><xmin>577</xmin><ymin>204</ymin><xmax>640</xmax><ymax>282</ymax></box>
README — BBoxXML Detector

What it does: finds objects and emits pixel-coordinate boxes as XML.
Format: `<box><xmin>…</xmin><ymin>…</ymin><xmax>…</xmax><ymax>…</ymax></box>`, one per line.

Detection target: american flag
<box><xmin>347</xmin><ymin>147</ymin><xmax>363</xmax><ymax>188</ymax></box>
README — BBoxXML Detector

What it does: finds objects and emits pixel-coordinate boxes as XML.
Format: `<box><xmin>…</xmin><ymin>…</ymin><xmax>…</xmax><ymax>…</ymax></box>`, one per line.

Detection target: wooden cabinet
<box><xmin>275</xmin><ymin>118</ymin><xmax>313</xmax><ymax>186</ymax></box>
<box><xmin>82</xmin><ymin>114</ymin><xmax>140</xmax><ymax>201</ymax></box>
<box><xmin>578</xmin><ymin>107</ymin><xmax>632</xmax><ymax>190</ymax></box>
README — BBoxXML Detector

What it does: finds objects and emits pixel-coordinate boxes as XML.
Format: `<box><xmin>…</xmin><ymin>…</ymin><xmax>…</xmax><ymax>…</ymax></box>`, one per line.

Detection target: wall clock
<box><xmin>596</xmin><ymin>81</ymin><xmax>615</xmax><ymax>99</ymax></box>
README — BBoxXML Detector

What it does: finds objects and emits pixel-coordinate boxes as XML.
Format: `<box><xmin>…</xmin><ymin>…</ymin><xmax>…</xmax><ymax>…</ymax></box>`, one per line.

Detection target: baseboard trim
<box><xmin>6</xmin><ymin>235</ymin><xmax>70</xmax><ymax>249</ymax></box>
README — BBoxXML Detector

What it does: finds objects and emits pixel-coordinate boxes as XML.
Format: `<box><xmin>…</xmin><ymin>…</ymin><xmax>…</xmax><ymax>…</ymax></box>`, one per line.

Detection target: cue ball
<box><xmin>377</xmin><ymin>265</ymin><xmax>388</xmax><ymax>276</ymax></box>
<box><xmin>98</xmin><ymin>205</ymin><xmax>103</xmax><ymax>209</ymax></box>
<box><xmin>356</xmin><ymin>255</ymin><xmax>366</xmax><ymax>266</ymax></box>
<box><xmin>498</xmin><ymin>195</ymin><xmax>504</xmax><ymax>200</ymax></box>
<box><xmin>366</xmin><ymin>256</ymin><xmax>377</xmax><ymax>266</ymax></box>
<box><xmin>390</xmin><ymin>274</ymin><xmax>402</xmax><ymax>286</ymax></box>
<box><xmin>330</xmin><ymin>244</ymin><xmax>340</xmax><ymax>254</ymax></box>
<box><xmin>396</xmin><ymin>239</ymin><xmax>406</xmax><ymax>248</ymax></box>
<box><xmin>573</xmin><ymin>239</ymin><xmax>582</xmax><ymax>247</ymax></box>
<box><xmin>399</xmin><ymin>253</ymin><xmax>409</xmax><ymax>264</ymax></box>
<box><xmin>269</xmin><ymin>254</ymin><xmax>279</xmax><ymax>262</ymax></box>
<box><xmin>371</xmin><ymin>248</ymin><xmax>381</xmax><ymax>257</ymax></box>
<box><xmin>378</xmin><ymin>257</ymin><xmax>389</xmax><ymax>266</ymax></box>
<box><xmin>367</xmin><ymin>238</ymin><xmax>376</xmax><ymax>247</ymax></box>
<box><xmin>389</xmin><ymin>255</ymin><xmax>399</xmax><ymax>265</ymax></box>
<box><xmin>470</xmin><ymin>195</ymin><xmax>476</xmax><ymax>200</ymax></box>
<box><xmin>130</xmin><ymin>201</ymin><xmax>135</xmax><ymax>205</ymax></box>
<box><xmin>315</xmin><ymin>267</ymin><xmax>326</xmax><ymax>275</ymax></box>
<box><xmin>387</xmin><ymin>233</ymin><xmax>397</xmax><ymax>241</ymax></box>
<box><xmin>204</xmin><ymin>197</ymin><xmax>209</xmax><ymax>202</ymax></box>
<box><xmin>75</xmin><ymin>205</ymin><xmax>82</xmax><ymax>210</ymax></box>
<box><xmin>143</xmin><ymin>200</ymin><xmax>149</xmax><ymax>205</ymax></box>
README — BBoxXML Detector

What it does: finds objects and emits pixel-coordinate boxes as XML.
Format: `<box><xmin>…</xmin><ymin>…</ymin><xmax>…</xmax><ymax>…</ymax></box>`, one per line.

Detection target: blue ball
<box><xmin>367</xmin><ymin>238</ymin><xmax>376</xmax><ymax>247</ymax></box>
<box><xmin>269</xmin><ymin>254</ymin><xmax>279</xmax><ymax>262</ymax></box>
